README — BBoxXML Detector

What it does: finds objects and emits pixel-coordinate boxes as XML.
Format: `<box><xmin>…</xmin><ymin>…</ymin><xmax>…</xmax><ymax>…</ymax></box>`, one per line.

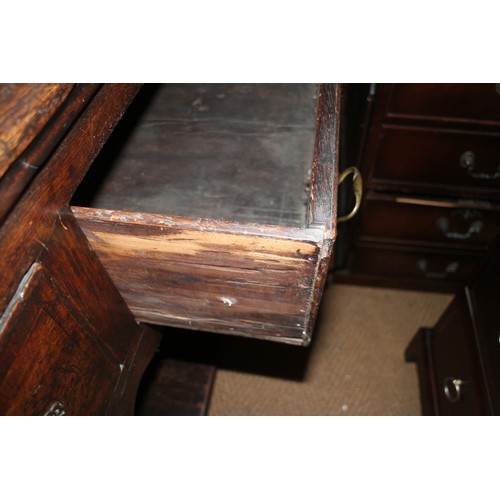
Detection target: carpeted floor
<box><xmin>207</xmin><ymin>283</ymin><xmax>452</xmax><ymax>416</ymax></box>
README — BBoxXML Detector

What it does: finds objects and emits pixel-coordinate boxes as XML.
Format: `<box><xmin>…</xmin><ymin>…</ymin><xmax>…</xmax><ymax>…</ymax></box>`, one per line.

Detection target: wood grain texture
<box><xmin>369</xmin><ymin>125</ymin><xmax>500</xmax><ymax>199</ymax></box>
<box><xmin>0</xmin><ymin>84</ymin><xmax>162</xmax><ymax>415</ymax></box>
<box><xmin>0</xmin><ymin>84</ymin><xmax>101</xmax><ymax>223</ymax></box>
<box><xmin>0</xmin><ymin>84</ymin><xmax>141</xmax><ymax>314</ymax></box>
<box><xmin>305</xmin><ymin>83</ymin><xmax>340</xmax><ymax>338</ymax></box>
<box><xmin>72</xmin><ymin>207</ymin><xmax>327</xmax><ymax>345</ymax></box>
<box><xmin>0</xmin><ymin>210</ymin><xmax>160</xmax><ymax>415</ymax></box>
<box><xmin>0</xmin><ymin>84</ymin><xmax>74</xmax><ymax>179</ymax></box>
<box><xmin>73</xmin><ymin>83</ymin><xmax>318</xmax><ymax>227</ymax></box>
<box><xmin>307</xmin><ymin>83</ymin><xmax>340</xmax><ymax>232</ymax></box>
<box><xmin>70</xmin><ymin>84</ymin><xmax>340</xmax><ymax>345</ymax></box>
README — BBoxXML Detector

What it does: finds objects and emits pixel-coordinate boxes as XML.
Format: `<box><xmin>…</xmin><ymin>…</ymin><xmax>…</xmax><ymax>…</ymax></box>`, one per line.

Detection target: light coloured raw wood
<box><xmin>73</xmin><ymin>207</ymin><xmax>329</xmax><ymax>345</ymax></box>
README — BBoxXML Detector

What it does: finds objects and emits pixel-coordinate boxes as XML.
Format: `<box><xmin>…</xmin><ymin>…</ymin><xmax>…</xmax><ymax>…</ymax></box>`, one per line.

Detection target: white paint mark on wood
<box><xmin>219</xmin><ymin>297</ymin><xmax>237</xmax><ymax>307</ymax></box>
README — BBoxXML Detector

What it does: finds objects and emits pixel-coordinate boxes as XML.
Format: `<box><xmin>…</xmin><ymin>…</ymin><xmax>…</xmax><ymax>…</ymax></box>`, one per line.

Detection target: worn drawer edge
<box><xmin>72</xmin><ymin>207</ymin><xmax>331</xmax><ymax>345</ymax></box>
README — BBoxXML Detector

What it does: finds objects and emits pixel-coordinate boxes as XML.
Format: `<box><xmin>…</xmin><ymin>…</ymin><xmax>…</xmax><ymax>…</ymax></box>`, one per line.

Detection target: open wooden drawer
<box><xmin>71</xmin><ymin>84</ymin><xmax>340</xmax><ymax>345</ymax></box>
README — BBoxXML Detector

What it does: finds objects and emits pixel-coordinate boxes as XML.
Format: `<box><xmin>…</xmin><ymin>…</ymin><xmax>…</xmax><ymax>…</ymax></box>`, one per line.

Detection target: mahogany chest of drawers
<box><xmin>336</xmin><ymin>83</ymin><xmax>500</xmax><ymax>291</ymax></box>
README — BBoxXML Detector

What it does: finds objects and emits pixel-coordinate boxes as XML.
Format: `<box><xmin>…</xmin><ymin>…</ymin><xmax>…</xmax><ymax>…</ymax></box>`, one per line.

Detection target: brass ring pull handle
<box><xmin>338</xmin><ymin>166</ymin><xmax>363</xmax><ymax>223</ymax></box>
<box><xmin>460</xmin><ymin>150</ymin><xmax>500</xmax><ymax>180</ymax></box>
<box><xmin>443</xmin><ymin>377</ymin><xmax>465</xmax><ymax>403</ymax></box>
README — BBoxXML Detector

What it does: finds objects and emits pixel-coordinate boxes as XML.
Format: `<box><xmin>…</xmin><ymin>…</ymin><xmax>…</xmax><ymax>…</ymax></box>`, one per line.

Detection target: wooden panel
<box><xmin>370</xmin><ymin>126</ymin><xmax>500</xmax><ymax>198</ymax></box>
<box><xmin>386</xmin><ymin>83</ymin><xmax>500</xmax><ymax>125</ymax></box>
<box><xmin>0</xmin><ymin>209</ymin><xmax>161</xmax><ymax>415</ymax></box>
<box><xmin>73</xmin><ymin>83</ymin><xmax>319</xmax><ymax>227</ymax></box>
<box><xmin>358</xmin><ymin>193</ymin><xmax>500</xmax><ymax>250</ymax></box>
<box><xmin>0</xmin><ymin>269</ymin><xmax>120</xmax><ymax>416</ymax></box>
<box><xmin>0</xmin><ymin>84</ymin><xmax>142</xmax><ymax>315</ymax></box>
<box><xmin>0</xmin><ymin>84</ymin><xmax>74</xmax><ymax>178</ymax></box>
<box><xmin>0</xmin><ymin>84</ymin><xmax>101</xmax><ymax>223</ymax></box>
<box><xmin>307</xmin><ymin>83</ymin><xmax>340</xmax><ymax>231</ymax></box>
<box><xmin>72</xmin><ymin>207</ymin><xmax>326</xmax><ymax>345</ymax></box>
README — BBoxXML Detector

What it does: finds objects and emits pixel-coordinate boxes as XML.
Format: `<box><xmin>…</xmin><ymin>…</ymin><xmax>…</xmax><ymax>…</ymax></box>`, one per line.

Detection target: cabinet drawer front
<box><xmin>359</xmin><ymin>196</ymin><xmax>500</xmax><ymax>249</ymax></box>
<box><xmin>350</xmin><ymin>244</ymin><xmax>480</xmax><ymax>286</ymax></box>
<box><xmin>385</xmin><ymin>83</ymin><xmax>500</xmax><ymax>124</ymax></box>
<box><xmin>0</xmin><ymin>269</ymin><xmax>119</xmax><ymax>416</ymax></box>
<box><xmin>371</xmin><ymin>127</ymin><xmax>500</xmax><ymax>197</ymax></box>
<box><xmin>431</xmin><ymin>293</ymin><xmax>488</xmax><ymax>415</ymax></box>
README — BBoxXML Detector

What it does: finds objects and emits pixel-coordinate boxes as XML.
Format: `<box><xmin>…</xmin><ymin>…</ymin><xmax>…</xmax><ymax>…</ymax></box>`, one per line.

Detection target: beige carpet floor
<box><xmin>207</xmin><ymin>284</ymin><xmax>452</xmax><ymax>416</ymax></box>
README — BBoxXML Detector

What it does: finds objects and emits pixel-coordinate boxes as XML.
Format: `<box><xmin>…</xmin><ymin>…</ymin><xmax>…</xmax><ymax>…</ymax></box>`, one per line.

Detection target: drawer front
<box><xmin>0</xmin><ymin>267</ymin><xmax>120</xmax><ymax>416</ymax></box>
<box><xmin>370</xmin><ymin>126</ymin><xmax>500</xmax><ymax>197</ymax></box>
<box><xmin>350</xmin><ymin>244</ymin><xmax>480</xmax><ymax>286</ymax></box>
<box><xmin>359</xmin><ymin>195</ymin><xmax>500</xmax><ymax>249</ymax></box>
<box><xmin>431</xmin><ymin>293</ymin><xmax>488</xmax><ymax>415</ymax></box>
<box><xmin>385</xmin><ymin>83</ymin><xmax>500</xmax><ymax>124</ymax></box>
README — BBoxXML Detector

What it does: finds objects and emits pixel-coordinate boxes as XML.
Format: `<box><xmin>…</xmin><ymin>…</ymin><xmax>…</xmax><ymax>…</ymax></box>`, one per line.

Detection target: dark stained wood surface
<box><xmin>386</xmin><ymin>83</ymin><xmax>500</xmax><ymax>125</ymax></box>
<box><xmin>369</xmin><ymin>125</ymin><xmax>500</xmax><ymax>199</ymax></box>
<box><xmin>307</xmin><ymin>84</ymin><xmax>340</xmax><ymax>231</ymax></box>
<box><xmin>344</xmin><ymin>242</ymin><xmax>481</xmax><ymax>292</ymax></box>
<box><xmin>336</xmin><ymin>83</ymin><xmax>500</xmax><ymax>291</ymax></box>
<box><xmin>0</xmin><ymin>210</ymin><xmax>160</xmax><ymax>415</ymax></box>
<box><xmin>0</xmin><ymin>84</ymin><xmax>101</xmax><ymax>223</ymax></box>
<box><xmin>0</xmin><ymin>84</ymin><xmax>74</xmax><ymax>179</ymax></box>
<box><xmin>136</xmin><ymin>357</ymin><xmax>215</xmax><ymax>416</ymax></box>
<box><xmin>72</xmin><ymin>207</ymin><xmax>327</xmax><ymax>345</ymax></box>
<box><xmin>404</xmin><ymin>329</ymin><xmax>439</xmax><ymax>416</ymax></box>
<box><xmin>0</xmin><ymin>84</ymin><xmax>162</xmax><ymax>415</ymax></box>
<box><xmin>305</xmin><ymin>83</ymin><xmax>340</xmax><ymax>336</ymax></box>
<box><xmin>0</xmin><ymin>84</ymin><xmax>142</xmax><ymax>314</ymax></box>
<box><xmin>358</xmin><ymin>192</ymin><xmax>500</xmax><ymax>251</ymax></box>
<box><xmin>73</xmin><ymin>84</ymin><xmax>318</xmax><ymax>227</ymax></box>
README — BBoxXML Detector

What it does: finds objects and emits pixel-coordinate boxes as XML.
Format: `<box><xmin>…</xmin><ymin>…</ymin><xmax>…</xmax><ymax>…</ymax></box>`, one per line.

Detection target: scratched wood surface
<box><xmin>0</xmin><ymin>84</ymin><xmax>74</xmax><ymax>179</ymax></box>
<box><xmin>0</xmin><ymin>84</ymin><xmax>162</xmax><ymax>415</ymax></box>
<box><xmin>0</xmin><ymin>84</ymin><xmax>141</xmax><ymax>313</ymax></box>
<box><xmin>70</xmin><ymin>84</ymin><xmax>340</xmax><ymax>345</ymax></box>
<box><xmin>305</xmin><ymin>83</ymin><xmax>341</xmax><ymax>336</ymax></box>
<box><xmin>73</xmin><ymin>84</ymin><xmax>318</xmax><ymax>227</ymax></box>
<box><xmin>73</xmin><ymin>207</ymin><xmax>327</xmax><ymax>345</ymax></box>
<box><xmin>0</xmin><ymin>84</ymin><xmax>101</xmax><ymax>224</ymax></box>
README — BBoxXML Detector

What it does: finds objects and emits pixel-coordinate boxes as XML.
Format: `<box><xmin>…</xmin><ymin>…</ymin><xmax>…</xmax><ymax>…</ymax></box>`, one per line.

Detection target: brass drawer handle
<box><xmin>416</xmin><ymin>259</ymin><xmax>459</xmax><ymax>279</ymax></box>
<box><xmin>338</xmin><ymin>166</ymin><xmax>363</xmax><ymax>223</ymax></box>
<box><xmin>443</xmin><ymin>377</ymin><xmax>465</xmax><ymax>403</ymax></box>
<box><xmin>460</xmin><ymin>150</ymin><xmax>500</xmax><ymax>180</ymax></box>
<box><xmin>436</xmin><ymin>216</ymin><xmax>484</xmax><ymax>240</ymax></box>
